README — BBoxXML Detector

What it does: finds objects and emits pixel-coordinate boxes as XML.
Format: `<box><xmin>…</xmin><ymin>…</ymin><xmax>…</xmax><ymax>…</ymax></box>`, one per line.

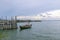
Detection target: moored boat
<box><xmin>20</xmin><ymin>24</ymin><xmax>32</xmax><ymax>29</ymax></box>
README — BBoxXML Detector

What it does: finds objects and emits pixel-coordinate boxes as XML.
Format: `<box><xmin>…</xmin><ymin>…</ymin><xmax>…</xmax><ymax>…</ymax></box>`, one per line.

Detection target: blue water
<box><xmin>0</xmin><ymin>20</ymin><xmax>60</xmax><ymax>40</ymax></box>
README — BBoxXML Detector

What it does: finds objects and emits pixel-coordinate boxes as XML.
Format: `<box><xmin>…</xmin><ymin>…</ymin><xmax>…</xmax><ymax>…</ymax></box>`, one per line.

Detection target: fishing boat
<box><xmin>20</xmin><ymin>24</ymin><xmax>32</xmax><ymax>29</ymax></box>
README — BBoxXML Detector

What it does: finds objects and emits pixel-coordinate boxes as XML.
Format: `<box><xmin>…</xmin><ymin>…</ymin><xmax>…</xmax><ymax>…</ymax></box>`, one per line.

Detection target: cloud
<box><xmin>36</xmin><ymin>10</ymin><xmax>60</xmax><ymax>20</ymax></box>
<box><xmin>17</xmin><ymin>16</ymin><xmax>41</xmax><ymax>20</ymax></box>
<box><xmin>0</xmin><ymin>0</ymin><xmax>60</xmax><ymax>16</ymax></box>
<box><xmin>17</xmin><ymin>9</ymin><xmax>60</xmax><ymax>20</ymax></box>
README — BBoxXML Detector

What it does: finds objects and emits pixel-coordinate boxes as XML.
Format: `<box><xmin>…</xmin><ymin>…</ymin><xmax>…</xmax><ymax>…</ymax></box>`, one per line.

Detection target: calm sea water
<box><xmin>0</xmin><ymin>20</ymin><xmax>60</xmax><ymax>40</ymax></box>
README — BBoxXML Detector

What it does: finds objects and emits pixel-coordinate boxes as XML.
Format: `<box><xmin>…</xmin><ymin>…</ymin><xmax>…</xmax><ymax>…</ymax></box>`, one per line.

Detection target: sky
<box><xmin>36</xmin><ymin>10</ymin><xmax>60</xmax><ymax>20</ymax></box>
<box><xmin>0</xmin><ymin>0</ymin><xmax>60</xmax><ymax>20</ymax></box>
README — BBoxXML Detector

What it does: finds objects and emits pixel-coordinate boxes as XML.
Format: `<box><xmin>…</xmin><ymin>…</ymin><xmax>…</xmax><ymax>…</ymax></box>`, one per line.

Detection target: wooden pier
<box><xmin>0</xmin><ymin>16</ymin><xmax>17</xmax><ymax>30</ymax></box>
<box><xmin>0</xmin><ymin>16</ymin><xmax>41</xmax><ymax>30</ymax></box>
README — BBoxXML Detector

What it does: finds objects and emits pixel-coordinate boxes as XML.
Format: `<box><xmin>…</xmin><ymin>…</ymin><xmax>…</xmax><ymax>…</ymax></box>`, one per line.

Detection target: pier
<box><xmin>0</xmin><ymin>16</ymin><xmax>41</xmax><ymax>30</ymax></box>
<box><xmin>0</xmin><ymin>16</ymin><xmax>17</xmax><ymax>30</ymax></box>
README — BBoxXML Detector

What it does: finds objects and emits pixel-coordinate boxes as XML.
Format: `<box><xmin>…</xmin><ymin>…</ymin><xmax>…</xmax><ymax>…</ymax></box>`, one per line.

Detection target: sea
<box><xmin>0</xmin><ymin>20</ymin><xmax>60</xmax><ymax>40</ymax></box>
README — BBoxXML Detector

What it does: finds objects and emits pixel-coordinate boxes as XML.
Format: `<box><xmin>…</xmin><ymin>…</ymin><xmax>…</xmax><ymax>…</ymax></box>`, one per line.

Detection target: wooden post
<box><xmin>2</xmin><ymin>16</ymin><xmax>4</xmax><ymax>29</ymax></box>
<box><xmin>9</xmin><ymin>17</ymin><xmax>12</xmax><ymax>29</ymax></box>
<box><xmin>6</xmin><ymin>16</ymin><xmax>7</xmax><ymax>29</ymax></box>
<box><xmin>1</xmin><ymin>16</ymin><xmax>3</xmax><ymax>29</ymax></box>
<box><xmin>15</xmin><ymin>16</ymin><xmax>17</xmax><ymax>29</ymax></box>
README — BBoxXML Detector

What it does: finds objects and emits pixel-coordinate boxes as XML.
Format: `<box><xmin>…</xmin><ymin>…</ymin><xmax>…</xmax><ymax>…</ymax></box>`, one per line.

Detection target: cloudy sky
<box><xmin>0</xmin><ymin>0</ymin><xmax>60</xmax><ymax>20</ymax></box>
<box><xmin>36</xmin><ymin>10</ymin><xmax>60</xmax><ymax>20</ymax></box>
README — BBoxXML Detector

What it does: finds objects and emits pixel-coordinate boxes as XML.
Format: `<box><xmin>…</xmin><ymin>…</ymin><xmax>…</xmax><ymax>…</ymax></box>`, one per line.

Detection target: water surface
<box><xmin>0</xmin><ymin>20</ymin><xmax>60</xmax><ymax>40</ymax></box>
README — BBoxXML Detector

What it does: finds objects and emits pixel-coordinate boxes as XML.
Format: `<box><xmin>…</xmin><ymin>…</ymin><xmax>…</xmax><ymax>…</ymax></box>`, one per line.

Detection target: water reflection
<box><xmin>0</xmin><ymin>30</ymin><xmax>8</xmax><ymax>40</ymax></box>
<box><xmin>1</xmin><ymin>21</ymin><xmax>60</xmax><ymax>40</ymax></box>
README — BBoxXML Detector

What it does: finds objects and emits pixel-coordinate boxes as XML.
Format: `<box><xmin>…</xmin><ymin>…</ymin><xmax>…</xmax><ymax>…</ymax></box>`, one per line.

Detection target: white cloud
<box><xmin>17</xmin><ymin>16</ymin><xmax>41</xmax><ymax>20</ymax></box>
<box><xmin>0</xmin><ymin>0</ymin><xmax>60</xmax><ymax>16</ymax></box>
<box><xmin>16</xmin><ymin>10</ymin><xmax>60</xmax><ymax>20</ymax></box>
<box><xmin>36</xmin><ymin>10</ymin><xmax>60</xmax><ymax>20</ymax></box>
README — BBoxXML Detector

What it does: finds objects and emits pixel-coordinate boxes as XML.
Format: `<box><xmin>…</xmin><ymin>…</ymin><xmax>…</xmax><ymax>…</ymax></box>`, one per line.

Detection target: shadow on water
<box><xmin>20</xmin><ymin>28</ymin><xmax>31</xmax><ymax>31</ymax></box>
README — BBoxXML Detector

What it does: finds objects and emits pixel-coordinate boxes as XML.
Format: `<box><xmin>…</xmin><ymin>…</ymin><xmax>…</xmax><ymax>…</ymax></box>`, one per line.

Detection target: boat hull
<box><xmin>20</xmin><ymin>24</ymin><xmax>32</xmax><ymax>29</ymax></box>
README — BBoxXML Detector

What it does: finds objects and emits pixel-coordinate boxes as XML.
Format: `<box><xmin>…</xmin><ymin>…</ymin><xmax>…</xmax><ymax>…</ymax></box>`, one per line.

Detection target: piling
<box><xmin>0</xmin><ymin>16</ymin><xmax>17</xmax><ymax>30</ymax></box>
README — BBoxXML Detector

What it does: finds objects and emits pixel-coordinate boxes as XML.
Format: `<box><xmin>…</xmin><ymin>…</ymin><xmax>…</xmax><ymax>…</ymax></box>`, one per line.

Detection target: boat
<box><xmin>20</xmin><ymin>24</ymin><xmax>32</xmax><ymax>29</ymax></box>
